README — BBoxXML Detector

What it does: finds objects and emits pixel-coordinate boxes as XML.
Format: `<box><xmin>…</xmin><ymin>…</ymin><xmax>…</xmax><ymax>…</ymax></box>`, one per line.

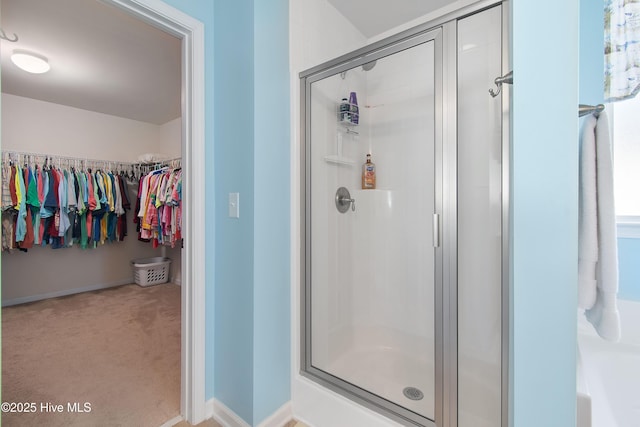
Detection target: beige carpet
<box><xmin>2</xmin><ymin>283</ymin><xmax>181</xmax><ymax>427</ymax></box>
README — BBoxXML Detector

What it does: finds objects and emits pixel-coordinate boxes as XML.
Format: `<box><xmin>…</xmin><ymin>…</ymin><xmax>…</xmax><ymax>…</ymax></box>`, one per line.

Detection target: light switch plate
<box><xmin>228</xmin><ymin>192</ymin><xmax>239</xmax><ymax>218</ymax></box>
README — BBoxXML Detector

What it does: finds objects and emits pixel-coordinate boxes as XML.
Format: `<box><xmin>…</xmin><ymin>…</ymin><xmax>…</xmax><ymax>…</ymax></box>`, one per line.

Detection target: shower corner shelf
<box><xmin>324</xmin><ymin>155</ymin><xmax>355</xmax><ymax>166</ymax></box>
<box><xmin>337</xmin><ymin>103</ymin><xmax>360</xmax><ymax>127</ymax></box>
<box><xmin>338</xmin><ymin>120</ymin><xmax>359</xmax><ymax>135</ymax></box>
<box><xmin>338</xmin><ymin>117</ymin><xmax>359</xmax><ymax>126</ymax></box>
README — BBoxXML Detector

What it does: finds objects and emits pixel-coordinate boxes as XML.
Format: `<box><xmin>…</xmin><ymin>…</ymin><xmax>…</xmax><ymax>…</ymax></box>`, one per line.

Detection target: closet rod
<box><xmin>3</xmin><ymin>150</ymin><xmax>181</xmax><ymax>169</ymax></box>
<box><xmin>579</xmin><ymin>103</ymin><xmax>605</xmax><ymax>117</ymax></box>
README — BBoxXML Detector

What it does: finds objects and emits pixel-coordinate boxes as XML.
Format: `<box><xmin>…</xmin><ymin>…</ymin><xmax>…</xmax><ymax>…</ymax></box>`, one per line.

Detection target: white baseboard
<box><xmin>256</xmin><ymin>401</ymin><xmax>292</xmax><ymax>427</ymax></box>
<box><xmin>159</xmin><ymin>415</ymin><xmax>184</xmax><ymax>427</ymax></box>
<box><xmin>1</xmin><ymin>278</ymin><xmax>134</xmax><ymax>307</ymax></box>
<box><xmin>208</xmin><ymin>398</ymin><xmax>251</xmax><ymax>427</ymax></box>
<box><xmin>206</xmin><ymin>398</ymin><xmax>293</xmax><ymax>427</ymax></box>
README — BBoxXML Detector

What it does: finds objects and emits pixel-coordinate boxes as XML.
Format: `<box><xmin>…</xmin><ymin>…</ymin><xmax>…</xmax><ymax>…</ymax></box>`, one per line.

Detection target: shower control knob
<box><xmin>335</xmin><ymin>187</ymin><xmax>355</xmax><ymax>213</ymax></box>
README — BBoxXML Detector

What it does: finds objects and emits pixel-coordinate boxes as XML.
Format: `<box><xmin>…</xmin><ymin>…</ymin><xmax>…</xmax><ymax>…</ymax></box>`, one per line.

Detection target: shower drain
<box><xmin>403</xmin><ymin>386</ymin><xmax>424</xmax><ymax>401</ymax></box>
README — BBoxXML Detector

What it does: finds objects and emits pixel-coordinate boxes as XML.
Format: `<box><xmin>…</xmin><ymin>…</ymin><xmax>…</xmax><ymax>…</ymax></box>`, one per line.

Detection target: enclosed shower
<box><xmin>300</xmin><ymin>3</ymin><xmax>507</xmax><ymax>427</ymax></box>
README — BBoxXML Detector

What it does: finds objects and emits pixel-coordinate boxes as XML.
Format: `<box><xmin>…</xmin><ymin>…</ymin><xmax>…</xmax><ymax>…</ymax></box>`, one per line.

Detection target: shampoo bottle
<box><xmin>349</xmin><ymin>91</ymin><xmax>359</xmax><ymax>124</ymax></box>
<box><xmin>339</xmin><ymin>97</ymin><xmax>350</xmax><ymax>122</ymax></box>
<box><xmin>362</xmin><ymin>153</ymin><xmax>376</xmax><ymax>189</ymax></box>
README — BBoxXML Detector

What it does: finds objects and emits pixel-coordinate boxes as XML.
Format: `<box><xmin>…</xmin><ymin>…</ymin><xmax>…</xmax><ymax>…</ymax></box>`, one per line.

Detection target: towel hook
<box><xmin>489</xmin><ymin>71</ymin><xmax>513</xmax><ymax>98</ymax></box>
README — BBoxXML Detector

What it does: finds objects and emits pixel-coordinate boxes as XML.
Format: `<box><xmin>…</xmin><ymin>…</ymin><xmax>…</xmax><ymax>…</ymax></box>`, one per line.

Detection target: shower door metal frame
<box><xmin>299</xmin><ymin>1</ymin><xmax>509</xmax><ymax>426</ymax></box>
<box><xmin>300</xmin><ymin>27</ymin><xmax>444</xmax><ymax>427</ymax></box>
<box><xmin>501</xmin><ymin>3</ymin><xmax>511</xmax><ymax>427</ymax></box>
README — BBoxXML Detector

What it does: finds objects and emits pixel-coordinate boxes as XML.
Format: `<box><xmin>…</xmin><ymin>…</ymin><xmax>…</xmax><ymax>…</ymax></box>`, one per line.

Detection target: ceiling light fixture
<box><xmin>11</xmin><ymin>50</ymin><xmax>50</xmax><ymax>74</ymax></box>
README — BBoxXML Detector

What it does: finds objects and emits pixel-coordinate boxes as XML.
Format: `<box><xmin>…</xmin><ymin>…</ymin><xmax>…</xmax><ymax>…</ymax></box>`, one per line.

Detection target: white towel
<box><xmin>578</xmin><ymin>111</ymin><xmax>620</xmax><ymax>342</ymax></box>
<box><xmin>578</xmin><ymin>114</ymin><xmax>598</xmax><ymax>309</ymax></box>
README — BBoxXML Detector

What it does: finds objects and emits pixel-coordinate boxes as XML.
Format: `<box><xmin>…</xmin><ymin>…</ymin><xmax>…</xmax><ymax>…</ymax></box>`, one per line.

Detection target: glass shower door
<box><xmin>304</xmin><ymin>30</ymin><xmax>440</xmax><ymax>425</ymax></box>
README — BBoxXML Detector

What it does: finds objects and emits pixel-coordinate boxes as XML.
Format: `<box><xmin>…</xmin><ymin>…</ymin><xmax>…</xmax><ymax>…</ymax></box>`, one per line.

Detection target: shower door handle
<box><xmin>433</xmin><ymin>213</ymin><xmax>440</xmax><ymax>247</ymax></box>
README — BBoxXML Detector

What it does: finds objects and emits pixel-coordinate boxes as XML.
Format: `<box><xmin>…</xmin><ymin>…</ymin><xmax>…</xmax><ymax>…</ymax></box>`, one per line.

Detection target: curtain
<box><xmin>605</xmin><ymin>0</ymin><xmax>640</xmax><ymax>101</ymax></box>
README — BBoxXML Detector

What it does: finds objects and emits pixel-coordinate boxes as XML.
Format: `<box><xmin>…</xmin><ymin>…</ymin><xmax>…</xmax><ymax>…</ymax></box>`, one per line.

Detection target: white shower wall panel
<box><xmin>309</xmin><ymin>71</ymin><xmax>365</xmax><ymax>367</ymax></box>
<box><xmin>351</xmin><ymin>41</ymin><xmax>436</xmax><ymax>349</ymax></box>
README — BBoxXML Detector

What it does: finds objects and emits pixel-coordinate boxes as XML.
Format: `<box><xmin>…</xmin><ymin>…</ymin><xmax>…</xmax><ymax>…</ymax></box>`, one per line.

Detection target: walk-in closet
<box><xmin>1</xmin><ymin>0</ymin><xmax>185</xmax><ymax>425</ymax></box>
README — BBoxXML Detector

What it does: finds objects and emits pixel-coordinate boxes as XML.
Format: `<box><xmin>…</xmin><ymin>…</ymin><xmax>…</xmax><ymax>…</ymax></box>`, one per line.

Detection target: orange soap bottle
<box><xmin>362</xmin><ymin>153</ymin><xmax>376</xmax><ymax>189</ymax></box>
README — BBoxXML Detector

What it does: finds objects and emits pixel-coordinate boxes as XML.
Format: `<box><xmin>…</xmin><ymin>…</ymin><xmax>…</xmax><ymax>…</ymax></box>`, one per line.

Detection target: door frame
<box><xmin>103</xmin><ymin>0</ymin><xmax>206</xmax><ymax>423</ymax></box>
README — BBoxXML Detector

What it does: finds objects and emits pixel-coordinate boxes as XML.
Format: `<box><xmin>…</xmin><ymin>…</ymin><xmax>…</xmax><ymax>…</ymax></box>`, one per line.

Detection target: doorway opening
<box><xmin>104</xmin><ymin>1</ymin><xmax>206</xmax><ymax>423</ymax></box>
<box><xmin>0</xmin><ymin>0</ymin><xmax>206</xmax><ymax>424</ymax></box>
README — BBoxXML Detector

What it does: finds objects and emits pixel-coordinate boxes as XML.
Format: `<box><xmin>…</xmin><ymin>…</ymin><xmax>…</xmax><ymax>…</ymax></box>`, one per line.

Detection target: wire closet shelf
<box><xmin>2</xmin><ymin>150</ymin><xmax>181</xmax><ymax>178</ymax></box>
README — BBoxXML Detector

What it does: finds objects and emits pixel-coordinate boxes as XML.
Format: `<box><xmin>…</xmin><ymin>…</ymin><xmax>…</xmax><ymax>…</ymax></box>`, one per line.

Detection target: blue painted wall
<box><xmin>253</xmin><ymin>0</ymin><xmax>291</xmax><ymax>423</ymax></box>
<box><xmin>618</xmin><ymin>238</ymin><xmax>640</xmax><ymax>300</ymax></box>
<box><xmin>511</xmin><ymin>2</ymin><xmax>579</xmax><ymax>427</ymax></box>
<box><xmin>580</xmin><ymin>0</ymin><xmax>605</xmax><ymax>105</ymax></box>
<box><xmin>160</xmin><ymin>1</ymin><xmax>290</xmax><ymax>425</ymax></box>
<box><xmin>213</xmin><ymin>0</ymin><xmax>256</xmax><ymax>422</ymax></box>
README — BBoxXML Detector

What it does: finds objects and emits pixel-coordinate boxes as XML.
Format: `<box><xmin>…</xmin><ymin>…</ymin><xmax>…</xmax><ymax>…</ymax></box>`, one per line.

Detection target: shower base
<box><xmin>326</xmin><ymin>344</ymin><xmax>434</xmax><ymax>420</ymax></box>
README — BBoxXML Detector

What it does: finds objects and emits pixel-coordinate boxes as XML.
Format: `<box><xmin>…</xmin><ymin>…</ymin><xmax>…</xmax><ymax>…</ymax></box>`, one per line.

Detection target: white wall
<box><xmin>2</xmin><ymin>94</ymin><xmax>160</xmax><ymax>162</ymax></box>
<box><xmin>1</xmin><ymin>94</ymin><xmax>181</xmax><ymax>304</ymax></box>
<box><xmin>159</xmin><ymin>117</ymin><xmax>182</xmax><ymax>159</ymax></box>
<box><xmin>289</xmin><ymin>0</ymin><xmax>366</xmax><ymax>73</ymax></box>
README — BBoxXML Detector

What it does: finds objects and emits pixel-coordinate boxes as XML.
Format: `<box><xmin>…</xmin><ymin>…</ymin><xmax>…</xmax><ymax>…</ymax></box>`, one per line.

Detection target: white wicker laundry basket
<box><xmin>131</xmin><ymin>257</ymin><xmax>171</xmax><ymax>287</ymax></box>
